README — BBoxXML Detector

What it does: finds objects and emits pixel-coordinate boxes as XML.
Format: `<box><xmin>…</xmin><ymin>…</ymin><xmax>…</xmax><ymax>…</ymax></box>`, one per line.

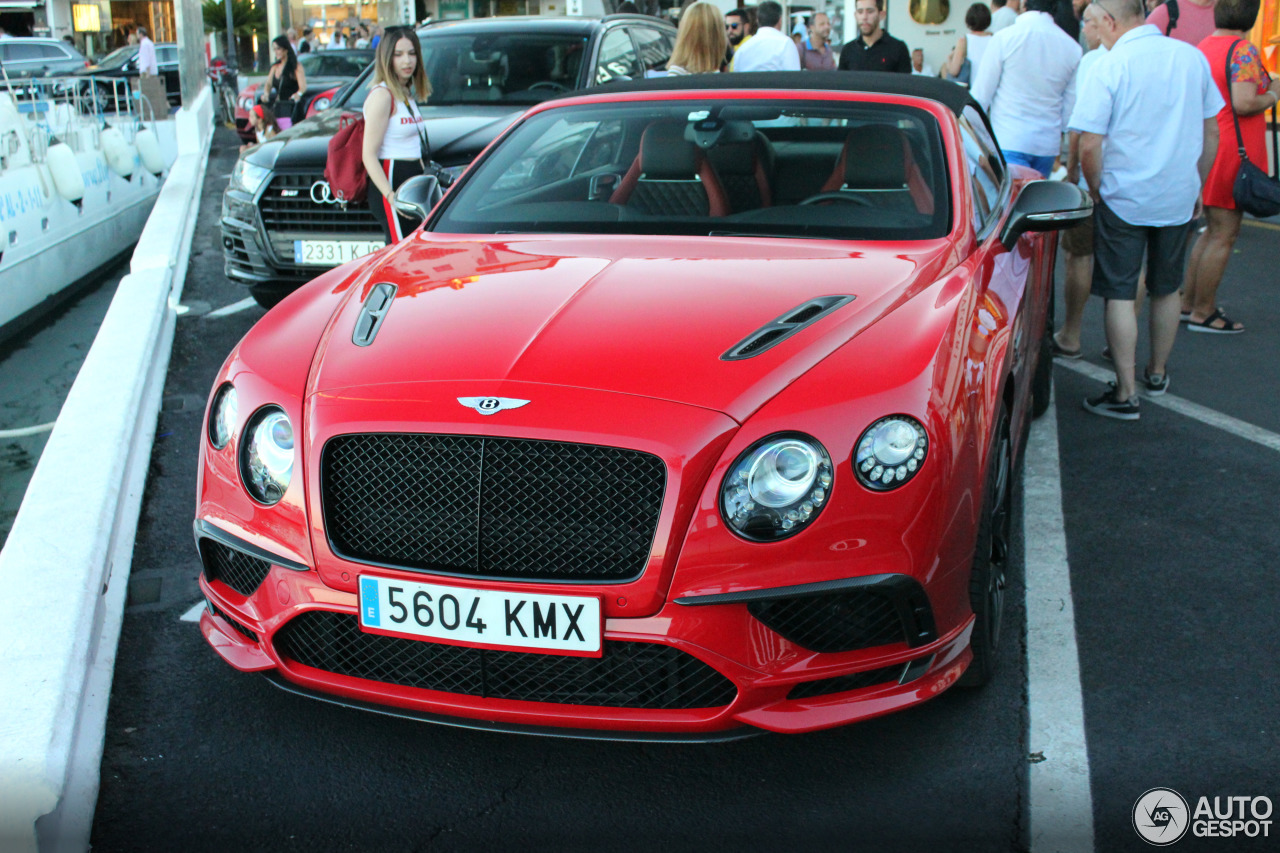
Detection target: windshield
<box><xmin>431</xmin><ymin>99</ymin><xmax>952</xmax><ymax>242</ymax></box>
<box><xmin>96</xmin><ymin>46</ymin><xmax>134</xmax><ymax>69</ymax></box>
<box><xmin>342</xmin><ymin>31</ymin><xmax>588</xmax><ymax>109</ymax></box>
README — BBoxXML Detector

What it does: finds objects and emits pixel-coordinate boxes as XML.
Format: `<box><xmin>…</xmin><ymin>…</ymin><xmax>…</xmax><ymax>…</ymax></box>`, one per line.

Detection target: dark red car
<box><xmin>195</xmin><ymin>73</ymin><xmax>1089</xmax><ymax>739</ymax></box>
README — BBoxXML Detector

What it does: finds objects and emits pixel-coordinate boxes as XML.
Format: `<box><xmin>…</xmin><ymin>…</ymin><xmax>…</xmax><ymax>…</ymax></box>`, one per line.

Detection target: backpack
<box><xmin>1164</xmin><ymin>0</ymin><xmax>1179</xmax><ymax>36</ymax></box>
<box><xmin>324</xmin><ymin>112</ymin><xmax>369</xmax><ymax>206</ymax></box>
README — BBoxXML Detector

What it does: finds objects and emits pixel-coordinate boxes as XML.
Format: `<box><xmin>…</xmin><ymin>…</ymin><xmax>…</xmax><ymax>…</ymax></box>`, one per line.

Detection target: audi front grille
<box><xmin>258</xmin><ymin>173</ymin><xmax>384</xmax><ymax>235</ymax></box>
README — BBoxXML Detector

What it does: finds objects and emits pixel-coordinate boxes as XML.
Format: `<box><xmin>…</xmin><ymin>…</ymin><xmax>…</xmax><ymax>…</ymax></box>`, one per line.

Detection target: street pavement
<box><xmin>87</xmin><ymin>126</ymin><xmax>1279</xmax><ymax>852</ymax></box>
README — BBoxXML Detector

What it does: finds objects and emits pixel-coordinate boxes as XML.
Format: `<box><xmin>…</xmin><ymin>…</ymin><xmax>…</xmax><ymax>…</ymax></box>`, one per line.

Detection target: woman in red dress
<box><xmin>1183</xmin><ymin>0</ymin><xmax>1280</xmax><ymax>334</ymax></box>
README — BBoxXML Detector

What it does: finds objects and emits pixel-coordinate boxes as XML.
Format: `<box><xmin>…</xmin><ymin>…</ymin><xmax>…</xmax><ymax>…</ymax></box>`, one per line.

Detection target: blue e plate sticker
<box><xmin>360</xmin><ymin>577</ymin><xmax>380</xmax><ymax>626</ymax></box>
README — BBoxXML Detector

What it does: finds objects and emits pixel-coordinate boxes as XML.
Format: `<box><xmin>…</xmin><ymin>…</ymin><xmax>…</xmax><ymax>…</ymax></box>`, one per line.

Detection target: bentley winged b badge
<box><xmin>457</xmin><ymin>397</ymin><xmax>531</xmax><ymax>416</ymax></box>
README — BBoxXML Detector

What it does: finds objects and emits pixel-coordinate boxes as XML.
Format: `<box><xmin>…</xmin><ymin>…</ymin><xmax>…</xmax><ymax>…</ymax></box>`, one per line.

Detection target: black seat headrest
<box><xmin>843</xmin><ymin>125</ymin><xmax>907</xmax><ymax>190</ymax></box>
<box><xmin>640</xmin><ymin>120</ymin><xmax>700</xmax><ymax>180</ymax></box>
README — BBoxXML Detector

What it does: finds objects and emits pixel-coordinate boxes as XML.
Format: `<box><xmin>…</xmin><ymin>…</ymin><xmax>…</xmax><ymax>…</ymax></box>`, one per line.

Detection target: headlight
<box><xmin>854</xmin><ymin>416</ymin><xmax>928</xmax><ymax>491</ymax></box>
<box><xmin>239</xmin><ymin>96</ymin><xmax>254</xmax><ymax>111</ymax></box>
<box><xmin>720</xmin><ymin>434</ymin><xmax>833</xmax><ymax>541</ymax></box>
<box><xmin>313</xmin><ymin>96</ymin><xmax>331</xmax><ymax>111</ymax></box>
<box><xmin>208</xmin><ymin>383</ymin><xmax>238</xmax><ymax>449</ymax></box>
<box><xmin>240</xmin><ymin>407</ymin><xmax>294</xmax><ymax>505</ymax></box>
<box><xmin>229</xmin><ymin>159</ymin><xmax>271</xmax><ymax>196</ymax></box>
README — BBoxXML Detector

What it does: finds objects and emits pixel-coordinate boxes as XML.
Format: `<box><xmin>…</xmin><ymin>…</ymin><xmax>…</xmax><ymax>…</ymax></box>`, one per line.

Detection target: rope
<box><xmin>0</xmin><ymin>422</ymin><xmax>57</xmax><ymax>438</ymax></box>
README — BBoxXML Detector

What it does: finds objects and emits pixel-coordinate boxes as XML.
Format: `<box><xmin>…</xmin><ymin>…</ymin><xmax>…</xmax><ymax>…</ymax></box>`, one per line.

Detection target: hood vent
<box><xmin>352</xmin><ymin>283</ymin><xmax>397</xmax><ymax>347</ymax></box>
<box><xmin>721</xmin><ymin>295</ymin><xmax>855</xmax><ymax>361</ymax></box>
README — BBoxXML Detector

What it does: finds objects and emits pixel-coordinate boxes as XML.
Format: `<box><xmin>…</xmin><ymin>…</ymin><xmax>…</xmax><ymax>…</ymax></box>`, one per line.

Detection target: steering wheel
<box><xmin>528</xmin><ymin>81</ymin><xmax>569</xmax><ymax>92</ymax></box>
<box><xmin>799</xmin><ymin>192</ymin><xmax>873</xmax><ymax>207</ymax></box>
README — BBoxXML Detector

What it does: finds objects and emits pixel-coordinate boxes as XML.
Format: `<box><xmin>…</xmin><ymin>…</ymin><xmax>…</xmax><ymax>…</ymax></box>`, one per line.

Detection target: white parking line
<box><xmin>205</xmin><ymin>297</ymin><xmax>258</xmax><ymax>319</ymax></box>
<box><xmin>179</xmin><ymin>601</ymin><xmax>205</xmax><ymax>623</ymax></box>
<box><xmin>1057</xmin><ymin>359</ymin><xmax>1280</xmax><ymax>453</ymax></box>
<box><xmin>1025</xmin><ymin>390</ymin><xmax>1095</xmax><ymax>853</ymax></box>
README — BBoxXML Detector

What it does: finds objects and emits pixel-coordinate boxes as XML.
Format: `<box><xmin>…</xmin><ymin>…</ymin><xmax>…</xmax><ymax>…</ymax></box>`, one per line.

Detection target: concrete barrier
<box><xmin>0</xmin><ymin>84</ymin><xmax>214</xmax><ymax>853</ymax></box>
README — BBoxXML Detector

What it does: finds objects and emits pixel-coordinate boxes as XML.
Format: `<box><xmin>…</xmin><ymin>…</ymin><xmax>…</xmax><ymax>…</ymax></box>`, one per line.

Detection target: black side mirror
<box><xmin>392</xmin><ymin>174</ymin><xmax>444</xmax><ymax>222</ymax></box>
<box><xmin>999</xmin><ymin>180</ymin><xmax>1093</xmax><ymax>250</ymax></box>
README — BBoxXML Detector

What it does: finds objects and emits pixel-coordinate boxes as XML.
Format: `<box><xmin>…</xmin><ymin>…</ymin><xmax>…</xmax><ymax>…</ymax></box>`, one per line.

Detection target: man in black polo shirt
<box><xmin>837</xmin><ymin>0</ymin><xmax>913</xmax><ymax>73</ymax></box>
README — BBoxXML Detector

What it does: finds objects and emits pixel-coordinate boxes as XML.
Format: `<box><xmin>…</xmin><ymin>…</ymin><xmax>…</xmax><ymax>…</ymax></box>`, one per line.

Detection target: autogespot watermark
<box><xmin>1133</xmin><ymin>788</ymin><xmax>1274</xmax><ymax>845</ymax></box>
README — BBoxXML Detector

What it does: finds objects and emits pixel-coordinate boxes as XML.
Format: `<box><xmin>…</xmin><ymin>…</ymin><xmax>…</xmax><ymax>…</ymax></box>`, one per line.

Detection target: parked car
<box><xmin>232</xmin><ymin>49</ymin><xmax>374</xmax><ymax>143</ymax></box>
<box><xmin>195</xmin><ymin>72</ymin><xmax>1090</xmax><ymax>739</ymax></box>
<box><xmin>0</xmin><ymin>37</ymin><xmax>90</xmax><ymax>79</ymax></box>
<box><xmin>220</xmin><ymin>15</ymin><xmax>676</xmax><ymax>307</ymax></box>
<box><xmin>80</xmin><ymin>42</ymin><xmax>182</xmax><ymax>110</ymax></box>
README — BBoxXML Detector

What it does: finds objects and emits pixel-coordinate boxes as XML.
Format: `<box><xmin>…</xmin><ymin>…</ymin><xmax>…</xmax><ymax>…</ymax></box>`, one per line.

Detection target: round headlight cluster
<box><xmin>208</xmin><ymin>383</ymin><xmax>238</xmax><ymax>450</ymax></box>
<box><xmin>240</xmin><ymin>407</ymin><xmax>294</xmax><ymax>505</ymax></box>
<box><xmin>314</xmin><ymin>96</ymin><xmax>331</xmax><ymax>111</ymax></box>
<box><xmin>854</xmin><ymin>416</ymin><xmax>928</xmax><ymax>490</ymax></box>
<box><xmin>721</xmin><ymin>434</ymin><xmax>833</xmax><ymax>541</ymax></box>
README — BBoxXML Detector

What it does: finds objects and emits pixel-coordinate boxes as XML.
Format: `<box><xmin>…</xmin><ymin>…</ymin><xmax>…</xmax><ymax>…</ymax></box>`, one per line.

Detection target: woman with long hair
<box><xmin>361</xmin><ymin>27</ymin><xmax>432</xmax><ymax>244</ymax></box>
<box><xmin>668</xmin><ymin>2</ymin><xmax>728</xmax><ymax>74</ymax></box>
<box><xmin>1181</xmin><ymin>0</ymin><xmax>1279</xmax><ymax>334</ymax></box>
<box><xmin>259</xmin><ymin>34</ymin><xmax>307</xmax><ymax>128</ymax></box>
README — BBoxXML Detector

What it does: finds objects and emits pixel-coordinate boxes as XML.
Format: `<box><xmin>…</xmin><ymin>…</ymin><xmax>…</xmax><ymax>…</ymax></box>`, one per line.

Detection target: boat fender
<box><xmin>46</xmin><ymin>143</ymin><xmax>85</xmax><ymax>202</ymax></box>
<box><xmin>100</xmin><ymin>127</ymin><xmax>135</xmax><ymax>177</ymax></box>
<box><xmin>135</xmin><ymin>128</ymin><xmax>165</xmax><ymax>175</ymax></box>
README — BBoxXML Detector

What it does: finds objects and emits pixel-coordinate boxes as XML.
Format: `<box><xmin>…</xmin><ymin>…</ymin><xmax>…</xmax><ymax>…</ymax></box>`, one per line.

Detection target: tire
<box><xmin>248</xmin><ymin>282</ymin><xmax>293</xmax><ymax>310</ymax></box>
<box><xmin>1031</xmin><ymin>319</ymin><xmax>1053</xmax><ymax>419</ymax></box>
<box><xmin>958</xmin><ymin>406</ymin><xmax>1012</xmax><ymax>688</ymax></box>
<box><xmin>219</xmin><ymin>84</ymin><xmax>238</xmax><ymax>127</ymax></box>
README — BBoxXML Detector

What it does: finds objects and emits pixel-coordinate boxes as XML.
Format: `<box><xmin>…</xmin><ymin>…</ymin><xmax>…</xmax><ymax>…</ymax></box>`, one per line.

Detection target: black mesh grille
<box><xmin>200</xmin><ymin>539</ymin><xmax>273</xmax><ymax>597</ymax></box>
<box><xmin>258</xmin><ymin>173</ymin><xmax>383</xmax><ymax>234</ymax></box>
<box><xmin>207</xmin><ymin>599</ymin><xmax>259</xmax><ymax>643</ymax></box>
<box><xmin>749</xmin><ymin>590</ymin><xmax>907</xmax><ymax>653</ymax></box>
<box><xmin>322</xmin><ymin>435</ymin><xmax>666</xmax><ymax>581</ymax></box>
<box><xmin>274</xmin><ymin>610</ymin><xmax>737</xmax><ymax>710</ymax></box>
<box><xmin>787</xmin><ymin>664</ymin><xmax>904</xmax><ymax>700</ymax></box>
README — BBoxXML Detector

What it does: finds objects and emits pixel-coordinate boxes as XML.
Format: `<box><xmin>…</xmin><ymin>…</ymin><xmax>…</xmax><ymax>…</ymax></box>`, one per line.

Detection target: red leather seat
<box><xmin>610</xmin><ymin>120</ymin><xmax>731</xmax><ymax>217</ymax></box>
<box><xmin>820</xmin><ymin>125</ymin><xmax>934</xmax><ymax>214</ymax></box>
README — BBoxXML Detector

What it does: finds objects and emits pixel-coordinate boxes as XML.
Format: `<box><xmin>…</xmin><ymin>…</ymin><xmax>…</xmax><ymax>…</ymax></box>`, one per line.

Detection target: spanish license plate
<box><xmin>358</xmin><ymin>575</ymin><xmax>602</xmax><ymax>657</ymax></box>
<box><xmin>293</xmin><ymin>239</ymin><xmax>384</xmax><ymax>265</ymax></box>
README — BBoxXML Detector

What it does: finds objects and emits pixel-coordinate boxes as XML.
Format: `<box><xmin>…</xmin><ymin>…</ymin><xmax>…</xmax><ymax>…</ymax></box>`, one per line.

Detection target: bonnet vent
<box><xmin>352</xmin><ymin>283</ymin><xmax>397</xmax><ymax>347</ymax></box>
<box><xmin>721</xmin><ymin>295</ymin><xmax>855</xmax><ymax>361</ymax></box>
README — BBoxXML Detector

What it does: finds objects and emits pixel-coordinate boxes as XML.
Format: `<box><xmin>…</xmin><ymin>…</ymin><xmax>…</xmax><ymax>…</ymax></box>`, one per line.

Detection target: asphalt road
<box><xmin>87</xmin><ymin>126</ymin><xmax>1279</xmax><ymax>852</ymax></box>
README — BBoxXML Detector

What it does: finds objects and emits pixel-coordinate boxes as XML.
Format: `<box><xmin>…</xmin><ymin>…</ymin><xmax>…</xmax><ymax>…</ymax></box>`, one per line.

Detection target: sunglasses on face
<box><xmin>726</xmin><ymin>22</ymin><xmax>741</xmax><ymax>29</ymax></box>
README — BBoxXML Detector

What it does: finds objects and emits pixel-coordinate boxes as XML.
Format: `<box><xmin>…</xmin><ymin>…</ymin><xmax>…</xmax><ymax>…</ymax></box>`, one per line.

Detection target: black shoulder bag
<box><xmin>1226</xmin><ymin>39</ymin><xmax>1280</xmax><ymax>218</ymax></box>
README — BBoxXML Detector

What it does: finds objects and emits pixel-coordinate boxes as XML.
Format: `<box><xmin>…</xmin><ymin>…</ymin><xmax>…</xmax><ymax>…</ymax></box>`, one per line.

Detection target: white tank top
<box><xmin>965</xmin><ymin>33</ymin><xmax>992</xmax><ymax>77</ymax></box>
<box><xmin>365</xmin><ymin>82</ymin><xmax>426</xmax><ymax>161</ymax></box>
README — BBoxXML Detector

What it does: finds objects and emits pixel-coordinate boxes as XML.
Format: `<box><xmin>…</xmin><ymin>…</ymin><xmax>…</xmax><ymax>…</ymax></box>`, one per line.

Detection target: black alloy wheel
<box><xmin>958</xmin><ymin>405</ymin><xmax>1012</xmax><ymax>688</ymax></box>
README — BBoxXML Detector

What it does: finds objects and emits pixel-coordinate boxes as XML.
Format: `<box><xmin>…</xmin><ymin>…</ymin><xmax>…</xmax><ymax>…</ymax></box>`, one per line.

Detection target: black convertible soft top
<box><xmin>590</xmin><ymin>71</ymin><xmax>978</xmax><ymax>117</ymax></box>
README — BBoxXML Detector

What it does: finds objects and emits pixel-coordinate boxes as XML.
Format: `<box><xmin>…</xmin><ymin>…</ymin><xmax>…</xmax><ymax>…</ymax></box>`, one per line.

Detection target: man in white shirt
<box><xmin>732</xmin><ymin>0</ymin><xmax>801</xmax><ymax>72</ymax></box>
<box><xmin>990</xmin><ymin>0</ymin><xmax>1021</xmax><ymax>31</ymax></box>
<box><xmin>1069</xmin><ymin>0</ymin><xmax>1222</xmax><ymax>419</ymax></box>
<box><xmin>1052</xmin><ymin>1</ymin><xmax>1108</xmax><ymax>359</ymax></box>
<box><xmin>910</xmin><ymin>48</ymin><xmax>936</xmax><ymax>76</ymax></box>
<box><xmin>137</xmin><ymin>27</ymin><xmax>158</xmax><ymax>76</ymax></box>
<box><xmin>971</xmin><ymin>0</ymin><xmax>1080</xmax><ymax>176</ymax></box>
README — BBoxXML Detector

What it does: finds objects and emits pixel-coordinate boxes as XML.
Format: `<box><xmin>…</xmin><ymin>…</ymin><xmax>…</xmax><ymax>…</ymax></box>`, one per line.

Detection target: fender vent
<box><xmin>352</xmin><ymin>283</ymin><xmax>397</xmax><ymax>347</ymax></box>
<box><xmin>721</xmin><ymin>295</ymin><xmax>854</xmax><ymax>360</ymax></box>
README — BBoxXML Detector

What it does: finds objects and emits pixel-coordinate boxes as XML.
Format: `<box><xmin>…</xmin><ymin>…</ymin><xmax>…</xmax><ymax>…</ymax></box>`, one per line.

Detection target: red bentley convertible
<box><xmin>195</xmin><ymin>73</ymin><xmax>1089</xmax><ymax>739</ymax></box>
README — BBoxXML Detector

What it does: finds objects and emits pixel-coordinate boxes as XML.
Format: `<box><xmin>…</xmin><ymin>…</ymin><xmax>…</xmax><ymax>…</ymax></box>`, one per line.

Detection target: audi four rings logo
<box><xmin>457</xmin><ymin>397</ymin><xmax>530</xmax><ymax>415</ymax></box>
<box><xmin>309</xmin><ymin>180</ymin><xmax>341</xmax><ymax>204</ymax></box>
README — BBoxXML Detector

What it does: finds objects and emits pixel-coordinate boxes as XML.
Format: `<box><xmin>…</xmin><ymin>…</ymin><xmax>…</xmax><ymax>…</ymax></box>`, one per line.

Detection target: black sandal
<box><xmin>1186</xmin><ymin>308</ymin><xmax>1244</xmax><ymax>335</ymax></box>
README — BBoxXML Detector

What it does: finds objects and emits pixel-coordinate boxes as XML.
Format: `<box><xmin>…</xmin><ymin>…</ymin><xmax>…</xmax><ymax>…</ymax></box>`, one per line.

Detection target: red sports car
<box><xmin>195</xmin><ymin>73</ymin><xmax>1090</xmax><ymax>739</ymax></box>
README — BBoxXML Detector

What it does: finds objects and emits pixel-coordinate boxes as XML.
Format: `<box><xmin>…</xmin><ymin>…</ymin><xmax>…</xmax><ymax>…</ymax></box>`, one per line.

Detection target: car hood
<box><xmin>243</xmin><ymin>104</ymin><xmax>521</xmax><ymax>170</ymax></box>
<box><xmin>306</xmin><ymin>234</ymin><xmax>955</xmax><ymax>422</ymax></box>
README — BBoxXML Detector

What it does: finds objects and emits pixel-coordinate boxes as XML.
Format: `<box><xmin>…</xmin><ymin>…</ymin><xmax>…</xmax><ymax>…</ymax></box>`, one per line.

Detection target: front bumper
<box><xmin>196</xmin><ymin>524</ymin><xmax>972</xmax><ymax>738</ymax></box>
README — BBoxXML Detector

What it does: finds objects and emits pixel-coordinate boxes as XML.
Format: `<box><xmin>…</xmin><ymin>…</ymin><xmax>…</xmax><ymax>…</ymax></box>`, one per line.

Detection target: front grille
<box><xmin>207</xmin><ymin>599</ymin><xmax>259</xmax><ymax>643</ymax></box>
<box><xmin>322</xmin><ymin>435</ymin><xmax>666</xmax><ymax>582</ymax></box>
<box><xmin>749</xmin><ymin>590</ymin><xmax>906</xmax><ymax>653</ymax></box>
<box><xmin>258</xmin><ymin>173</ymin><xmax>383</xmax><ymax>235</ymax></box>
<box><xmin>274</xmin><ymin>610</ymin><xmax>737</xmax><ymax>710</ymax></box>
<box><xmin>786</xmin><ymin>664</ymin><xmax>904</xmax><ymax>700</ymax></box>
<box><xmin>200</xmin><ymin>538</ymin><xmax>272</xmax><ymax>596</ymax></box>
